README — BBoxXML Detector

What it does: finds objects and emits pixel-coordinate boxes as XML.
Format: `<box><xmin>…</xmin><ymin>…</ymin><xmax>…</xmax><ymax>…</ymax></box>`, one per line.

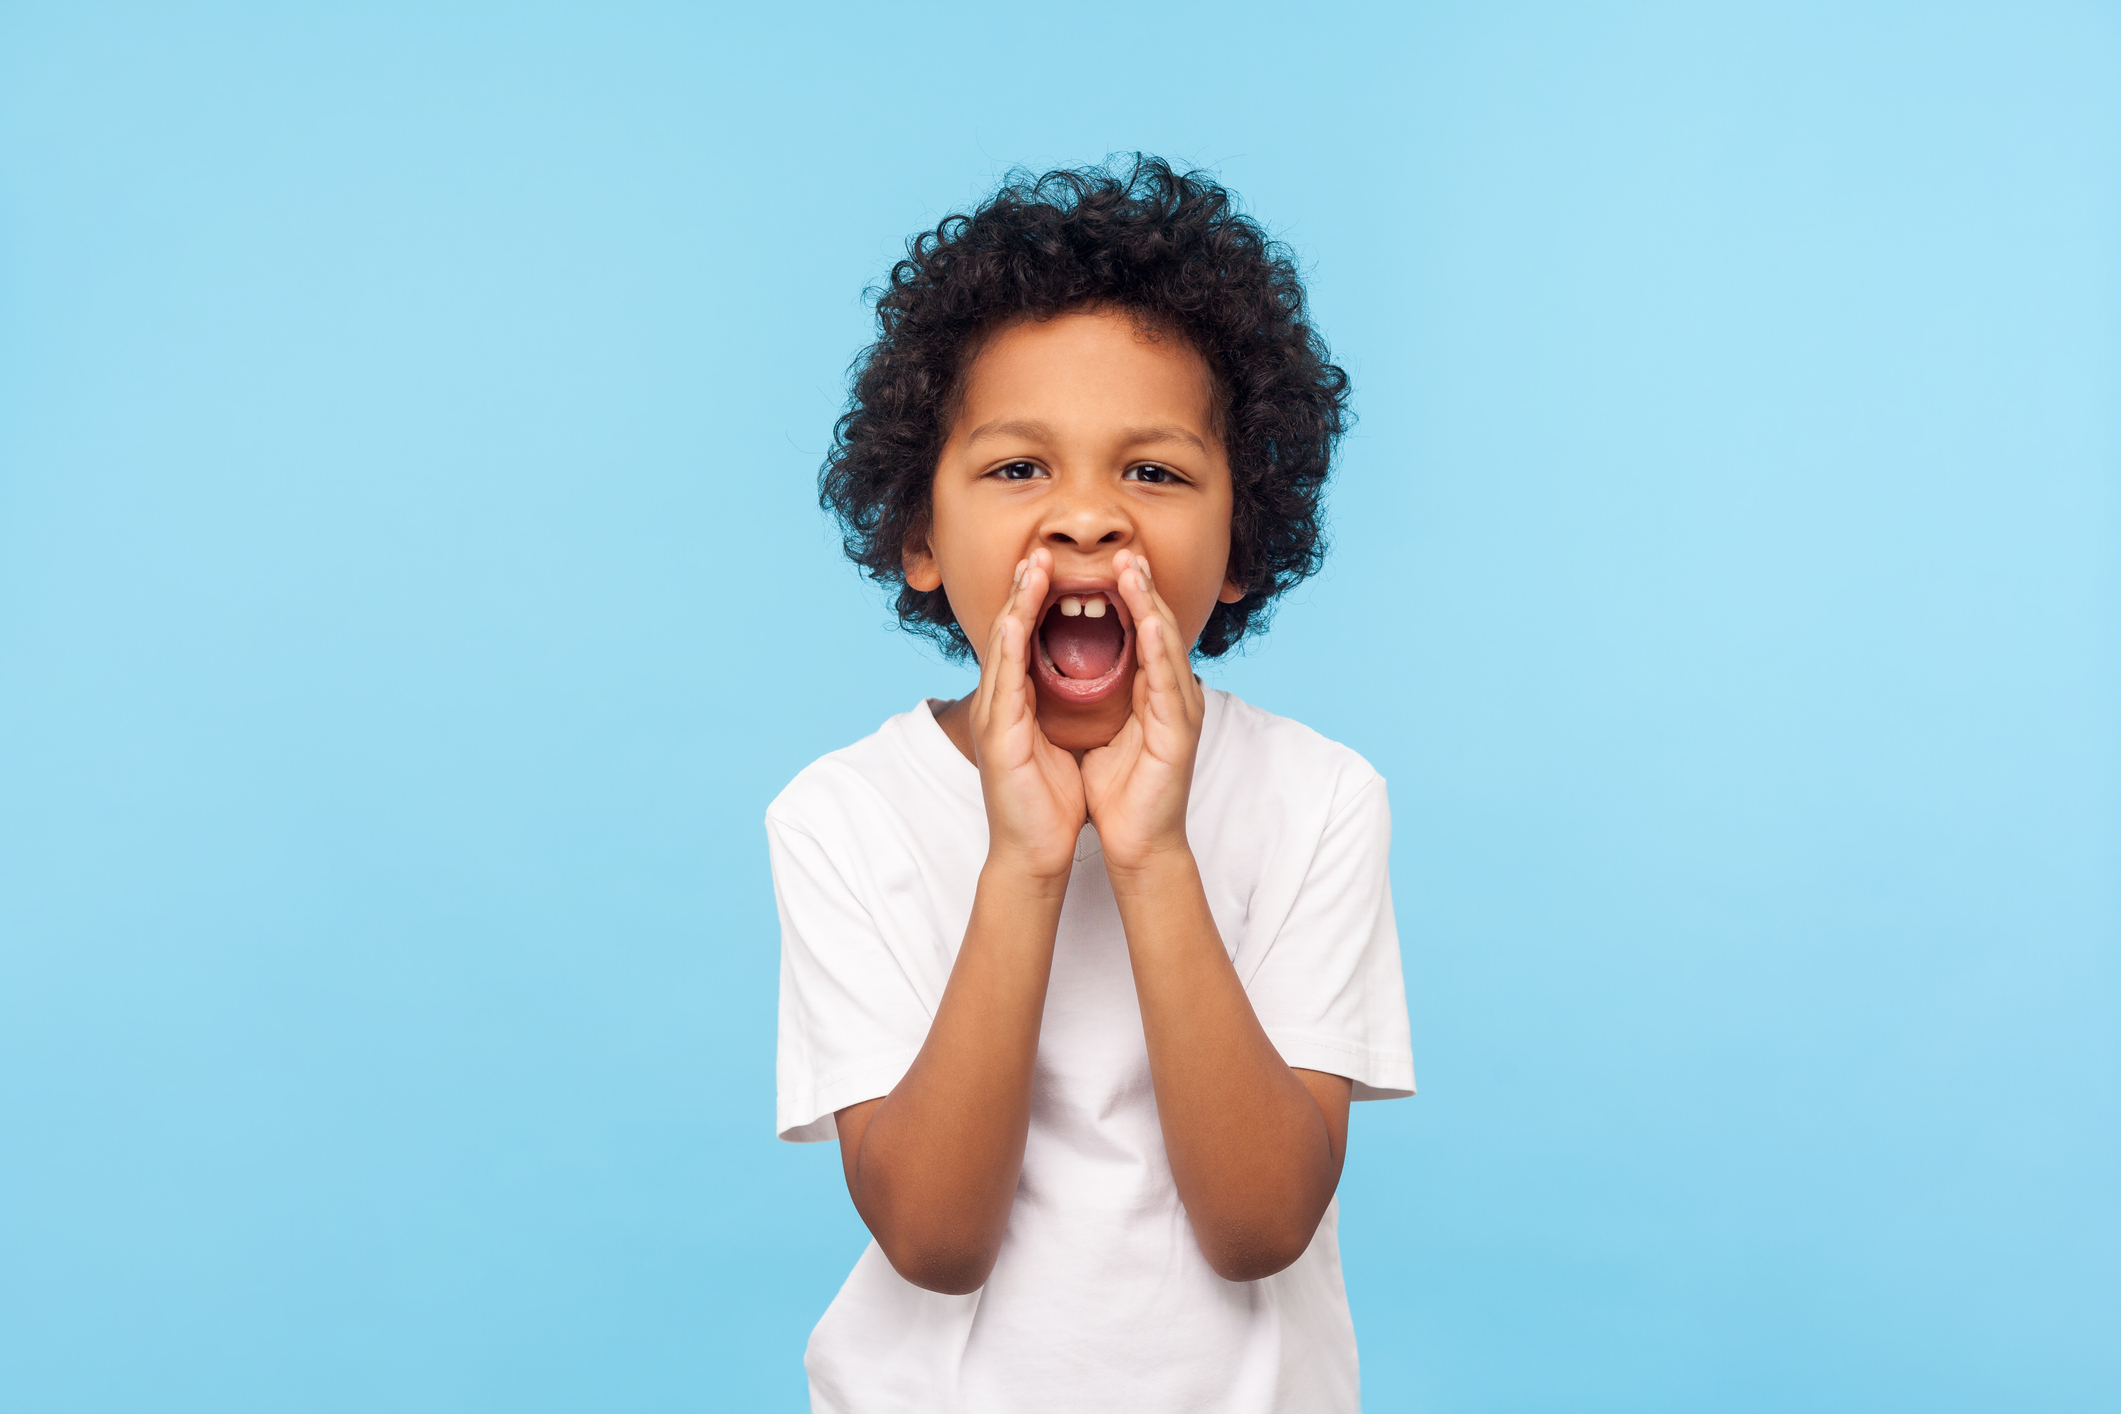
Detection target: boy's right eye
<box><xmin>991</xmin><ymin>461</ymin><xmax>1047</xmax><ymax>481</ymax></box>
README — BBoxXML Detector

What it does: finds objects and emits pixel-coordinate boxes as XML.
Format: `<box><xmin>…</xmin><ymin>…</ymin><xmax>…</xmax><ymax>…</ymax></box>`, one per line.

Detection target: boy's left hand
<box><xmin>1081</xmin><ymin>549</ymin><xmax>1203</xmax><ymax>877</ymax></box>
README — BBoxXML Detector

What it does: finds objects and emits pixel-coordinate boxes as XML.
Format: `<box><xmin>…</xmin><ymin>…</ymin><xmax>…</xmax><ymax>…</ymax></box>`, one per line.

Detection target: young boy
<box><xmin>770</xmin><ymin>158</ymin><xmax>1413</xmax><ymax>1413</ymax></box>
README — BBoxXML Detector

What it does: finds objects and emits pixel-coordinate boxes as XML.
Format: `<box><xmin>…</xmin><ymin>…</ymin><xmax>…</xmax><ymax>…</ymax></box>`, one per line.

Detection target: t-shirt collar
<box><xmin>911</xmin><ymin>698</ymin><xmax>983</xmax><ymax>808</ymax></box>
<box><xmin>911</xmin><ymin>687</ymin><xmax>1228</xmax><ymax>809</ymax></box>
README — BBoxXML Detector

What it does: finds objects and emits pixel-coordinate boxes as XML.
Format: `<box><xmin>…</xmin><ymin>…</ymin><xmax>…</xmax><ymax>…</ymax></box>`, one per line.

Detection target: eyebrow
<box><xmin>962</xmin><ymin>417</ymin><xmax>1055</xmax><ymax>447</ymax></box>
<box><xmin>962</xmin><ymin>418</ymin><xmax>1209</xmax><ymax>454</ymax></box>
<box><xmin>1123</xmin><ymin>424</ymin><xmax>1210</xmax><ymax>453</ymax></box>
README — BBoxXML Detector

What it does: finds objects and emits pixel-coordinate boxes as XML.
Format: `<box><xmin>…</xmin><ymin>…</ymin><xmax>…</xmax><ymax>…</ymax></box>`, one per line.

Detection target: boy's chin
<box><xmin>1036</xmin><ymin>679</ymin><xmax>1134</xmax><ymax>752</ymax></box>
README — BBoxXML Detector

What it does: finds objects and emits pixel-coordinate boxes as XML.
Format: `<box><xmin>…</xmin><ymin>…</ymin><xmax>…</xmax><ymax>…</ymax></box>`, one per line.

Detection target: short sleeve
<box><xmin>1245</xmin><ymin>775</ymin><xmax>1416</xmax><ymax>1100</ymax></box>
<box><xmin>770</xmin><ymin>813</ymin><xmax>933</xmax><ymax>1142</ymax></box>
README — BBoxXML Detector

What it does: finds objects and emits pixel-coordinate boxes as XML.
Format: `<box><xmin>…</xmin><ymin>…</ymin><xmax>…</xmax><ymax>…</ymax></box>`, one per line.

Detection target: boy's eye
<box><xmin>992</xmin><ymin>461</ymin><xmax>1047</xmax><ymax>481</ymax></box>
<box><xmin>1123</xmin><ymin>463</ymin><xmax>1179</xmax><ymax>484</ymax></box>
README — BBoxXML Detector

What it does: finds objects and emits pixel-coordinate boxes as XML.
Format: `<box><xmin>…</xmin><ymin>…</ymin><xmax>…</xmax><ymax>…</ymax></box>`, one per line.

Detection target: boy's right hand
<box><xmin>970</xmin><ymin>547</ymin><xmax>1085</xmax><ymax>884</ymax></box>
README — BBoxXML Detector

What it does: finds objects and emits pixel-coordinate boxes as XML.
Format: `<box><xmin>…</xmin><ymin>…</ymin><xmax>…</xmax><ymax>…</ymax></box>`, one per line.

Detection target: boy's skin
<box><xmin>832</xmin><ymin>308</ymin><xmax>1352</xmax><ymax>1294</ymax></box>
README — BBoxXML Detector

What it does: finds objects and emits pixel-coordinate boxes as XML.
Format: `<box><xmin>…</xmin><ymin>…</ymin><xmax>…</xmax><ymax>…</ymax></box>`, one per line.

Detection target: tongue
<box><xmin>1042</xmin><ymin>610</ymin><xmax>1125</xmax><ymax>680</ymax></box>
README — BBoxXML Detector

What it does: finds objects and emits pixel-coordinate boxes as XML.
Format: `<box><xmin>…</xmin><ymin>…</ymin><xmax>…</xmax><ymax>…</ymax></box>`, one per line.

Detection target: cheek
<box><xmin>1147</xmin><ymin>533</ymin><xmax>1233</xmax><ymax>629</ymax></box>
<box><xmin>929</xmin><ymin>528</ymin><xmax>1020</xmax><ymax>651</ymax></box>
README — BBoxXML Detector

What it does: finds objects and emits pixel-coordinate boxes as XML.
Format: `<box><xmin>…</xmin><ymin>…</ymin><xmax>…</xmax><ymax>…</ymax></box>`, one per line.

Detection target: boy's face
<box><xmin>907</xmin><ymin>307</ymin><xmax>1241</xmax><ymax>752</ymax></box>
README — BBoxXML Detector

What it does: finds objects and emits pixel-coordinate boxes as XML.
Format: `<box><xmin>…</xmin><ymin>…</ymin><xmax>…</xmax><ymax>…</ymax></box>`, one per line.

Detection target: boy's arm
<box><xmin>844</xmin><ymin>856</ymin><xmax>1349</xmax><ymax>1293</ymax></box>
<box><xmin>833</xmin><ymin>550</ymin><xmax>1083</xmax><ymax>1296</ymax></box>
<box><xmin>1110</xmin><ymin>856</ymin><xmax>1353</xmax><ymax>1281</ymax></box>
<box><xmin>833</xmin><ymin>866</ymin><xmax>1065</xmax><ymax>1295</ymax></box>
<box><xmin>1086</xmin><ymin>550</ymin><xmax>1353</xmax><ymax>1281</ymax></box>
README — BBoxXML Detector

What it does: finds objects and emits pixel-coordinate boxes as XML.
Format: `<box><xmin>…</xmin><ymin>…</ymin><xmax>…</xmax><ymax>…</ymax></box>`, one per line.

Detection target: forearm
<box><xmin>840</xmin><ymin>862</ymin><xmax>1065</xmax><ymax>1294</ymax></box>
<box><xmin>1111</xmin><ymin>850</ymin><xmax>1346</xmax><ymax>1281</ymax></box>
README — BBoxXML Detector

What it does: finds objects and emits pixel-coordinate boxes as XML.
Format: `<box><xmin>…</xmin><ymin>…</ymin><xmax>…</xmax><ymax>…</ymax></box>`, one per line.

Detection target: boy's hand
<box><xmin>1082</xmin><ymin>549</ymin><xmax>1204</xmax><ymax>877</ymax></box>
<box><xmin>971</xmin><ymin>547</ymin><xmax>1087</xmax><ymax>883</ymax></box>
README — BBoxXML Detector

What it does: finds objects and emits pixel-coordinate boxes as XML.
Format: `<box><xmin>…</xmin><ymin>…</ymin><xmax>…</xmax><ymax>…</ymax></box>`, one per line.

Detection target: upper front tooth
<box><xmin>1059</xmin><ymin>596</ymin><xmax>1083</xmax><ymax>616</ymax></box>
<box><xmin>1083</xmin><ymin>596</ymin><xmax>1107</xmax><ymax>618</ymax></box>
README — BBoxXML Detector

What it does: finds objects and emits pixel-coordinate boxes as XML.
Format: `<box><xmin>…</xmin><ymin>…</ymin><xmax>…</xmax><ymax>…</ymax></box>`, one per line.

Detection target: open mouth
<box><xmin>1032</xmin><ymin>590</ymin><xmax>1133</xmax><ymax>704</ymax></box>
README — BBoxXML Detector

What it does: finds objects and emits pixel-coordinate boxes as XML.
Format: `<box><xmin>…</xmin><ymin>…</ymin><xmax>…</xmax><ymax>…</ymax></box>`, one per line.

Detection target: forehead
<box><xmin>955</xmin><ymin>309</ymin><xmax>1216</xmax><ymax>434</ymax></box>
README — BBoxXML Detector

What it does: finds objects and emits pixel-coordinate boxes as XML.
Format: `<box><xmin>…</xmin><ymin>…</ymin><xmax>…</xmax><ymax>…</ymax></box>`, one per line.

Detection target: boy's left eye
<box><xmin>1123</xmin><ymin>463</ymin><xmax>1179</xmax><ymax>484</ymax></box>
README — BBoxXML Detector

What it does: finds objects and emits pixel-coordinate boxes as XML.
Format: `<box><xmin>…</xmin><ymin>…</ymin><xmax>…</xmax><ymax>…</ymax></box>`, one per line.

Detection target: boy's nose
<box><xmin>1038</xmin><ymin>490</ymin><xmax>1131</xmax><ymax>560</ymax></box>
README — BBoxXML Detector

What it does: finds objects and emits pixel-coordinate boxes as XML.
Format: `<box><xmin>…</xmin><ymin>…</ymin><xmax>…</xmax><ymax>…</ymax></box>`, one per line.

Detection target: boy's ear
<box><xmin>1217</xmin><ymin>577</ymin><xmax>1246</xmax><ymax>604</ymax></box>
<box><xmin>904</xmin><ymin>534</ymin><xmax>943</xmax><ymax>593</ymax></box>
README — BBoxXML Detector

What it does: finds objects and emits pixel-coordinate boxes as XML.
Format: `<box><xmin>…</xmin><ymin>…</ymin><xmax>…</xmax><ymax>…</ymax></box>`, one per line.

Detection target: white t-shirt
<box><xmin>770</xmin><ymin>689</ymin><xmax>1414</xmax><ymax>1414</ymax></box>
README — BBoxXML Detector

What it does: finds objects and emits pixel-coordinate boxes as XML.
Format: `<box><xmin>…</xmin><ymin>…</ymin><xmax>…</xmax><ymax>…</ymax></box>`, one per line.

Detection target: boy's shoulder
<box><xmin>1200</xmin><ymin>689</ymin><xmax>1384</xmax><ymax>815</ymax></box>
<box><xmin>765</xmin><ymin>701</ymin><xmax>972</xmax><ymax>839</ymax></box>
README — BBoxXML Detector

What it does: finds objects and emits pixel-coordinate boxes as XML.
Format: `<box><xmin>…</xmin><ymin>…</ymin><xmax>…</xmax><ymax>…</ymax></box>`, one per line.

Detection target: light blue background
<box><xmin>3</xmin><ymin>3</ymin><xmax>2115</xmax><ymax>1410</ymax></box>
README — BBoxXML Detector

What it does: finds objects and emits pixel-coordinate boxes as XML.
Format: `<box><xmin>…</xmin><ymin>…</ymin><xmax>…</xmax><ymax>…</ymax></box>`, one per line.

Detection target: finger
<box><xmin>1136</xmin><ymin>611</ymin><xmax>1180</xmax><ymax>710</ymax></box>
<box><xmin>1017</xmin><ymin>548</ymin><xmax>1051</xmax><ymax>629</ymax></box>
<box><xmin>1129</xmin><ymin>553</ymin><xmax>1204</xmax><ymax>717</ymax></box>
<box><xmin>994</xmin><ymin>617</ymin><xmax>1032</xmax><ymax>733</ymax></box>
<box><xmin>1146</xmin><ymin>616</ymin><xmax>1200</xmax><ymax>738</ymax></box>
<box><xmin>1008</xmin><ymin>550</ymin><xmax>1050</xmax><ymax>703</ymax></box>
<box><xmin>1115</xmin><ymin>553</ymin><xmax>1190</xmax><ymax>714</ymax></box>
<box><xmin>971</xmin><ymin>557</ymin><xmax>1029</xmax><ymax>730</ymax></box>
<box><xmin>1117</xmin><ymin>550</ymin><xmax>1181</xmax><ymax>649</ymax></box>
<box><xmin>994</xmin><ymin>552</ymin><xmax>1052</xmax><ymax>733</ymax></box>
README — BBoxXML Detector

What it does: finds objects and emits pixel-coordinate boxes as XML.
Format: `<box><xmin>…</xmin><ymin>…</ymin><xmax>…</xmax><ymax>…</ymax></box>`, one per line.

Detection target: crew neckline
<box><xmin>911</xmin><ymin>697</ymin><xmax>982</xmax><ymax>806</ymax></box>
<box><xmin>910</xmin><ymin>691</ymin><xmax>1230</xmax><ymax>804</ymax></box>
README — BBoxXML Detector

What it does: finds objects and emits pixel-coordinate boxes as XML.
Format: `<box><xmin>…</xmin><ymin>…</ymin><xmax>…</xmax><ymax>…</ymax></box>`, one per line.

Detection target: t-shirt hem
<box><xmin>1262</xmin><ymin>1027</ymin><xmax>1417</xmax><ymax>1101</ymax></box>
<box><xmin>777</xmin><ymin>1046</ymin><xmax>923</xmax><ymax>1143</ymax></box>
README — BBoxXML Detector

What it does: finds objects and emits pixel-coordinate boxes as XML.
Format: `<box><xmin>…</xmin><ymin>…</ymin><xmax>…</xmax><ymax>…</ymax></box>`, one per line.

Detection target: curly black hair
<box><xmin>819</xmin><ymin>155</ymin><xmax>1350</xmax><ymax>659</ymax></box>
